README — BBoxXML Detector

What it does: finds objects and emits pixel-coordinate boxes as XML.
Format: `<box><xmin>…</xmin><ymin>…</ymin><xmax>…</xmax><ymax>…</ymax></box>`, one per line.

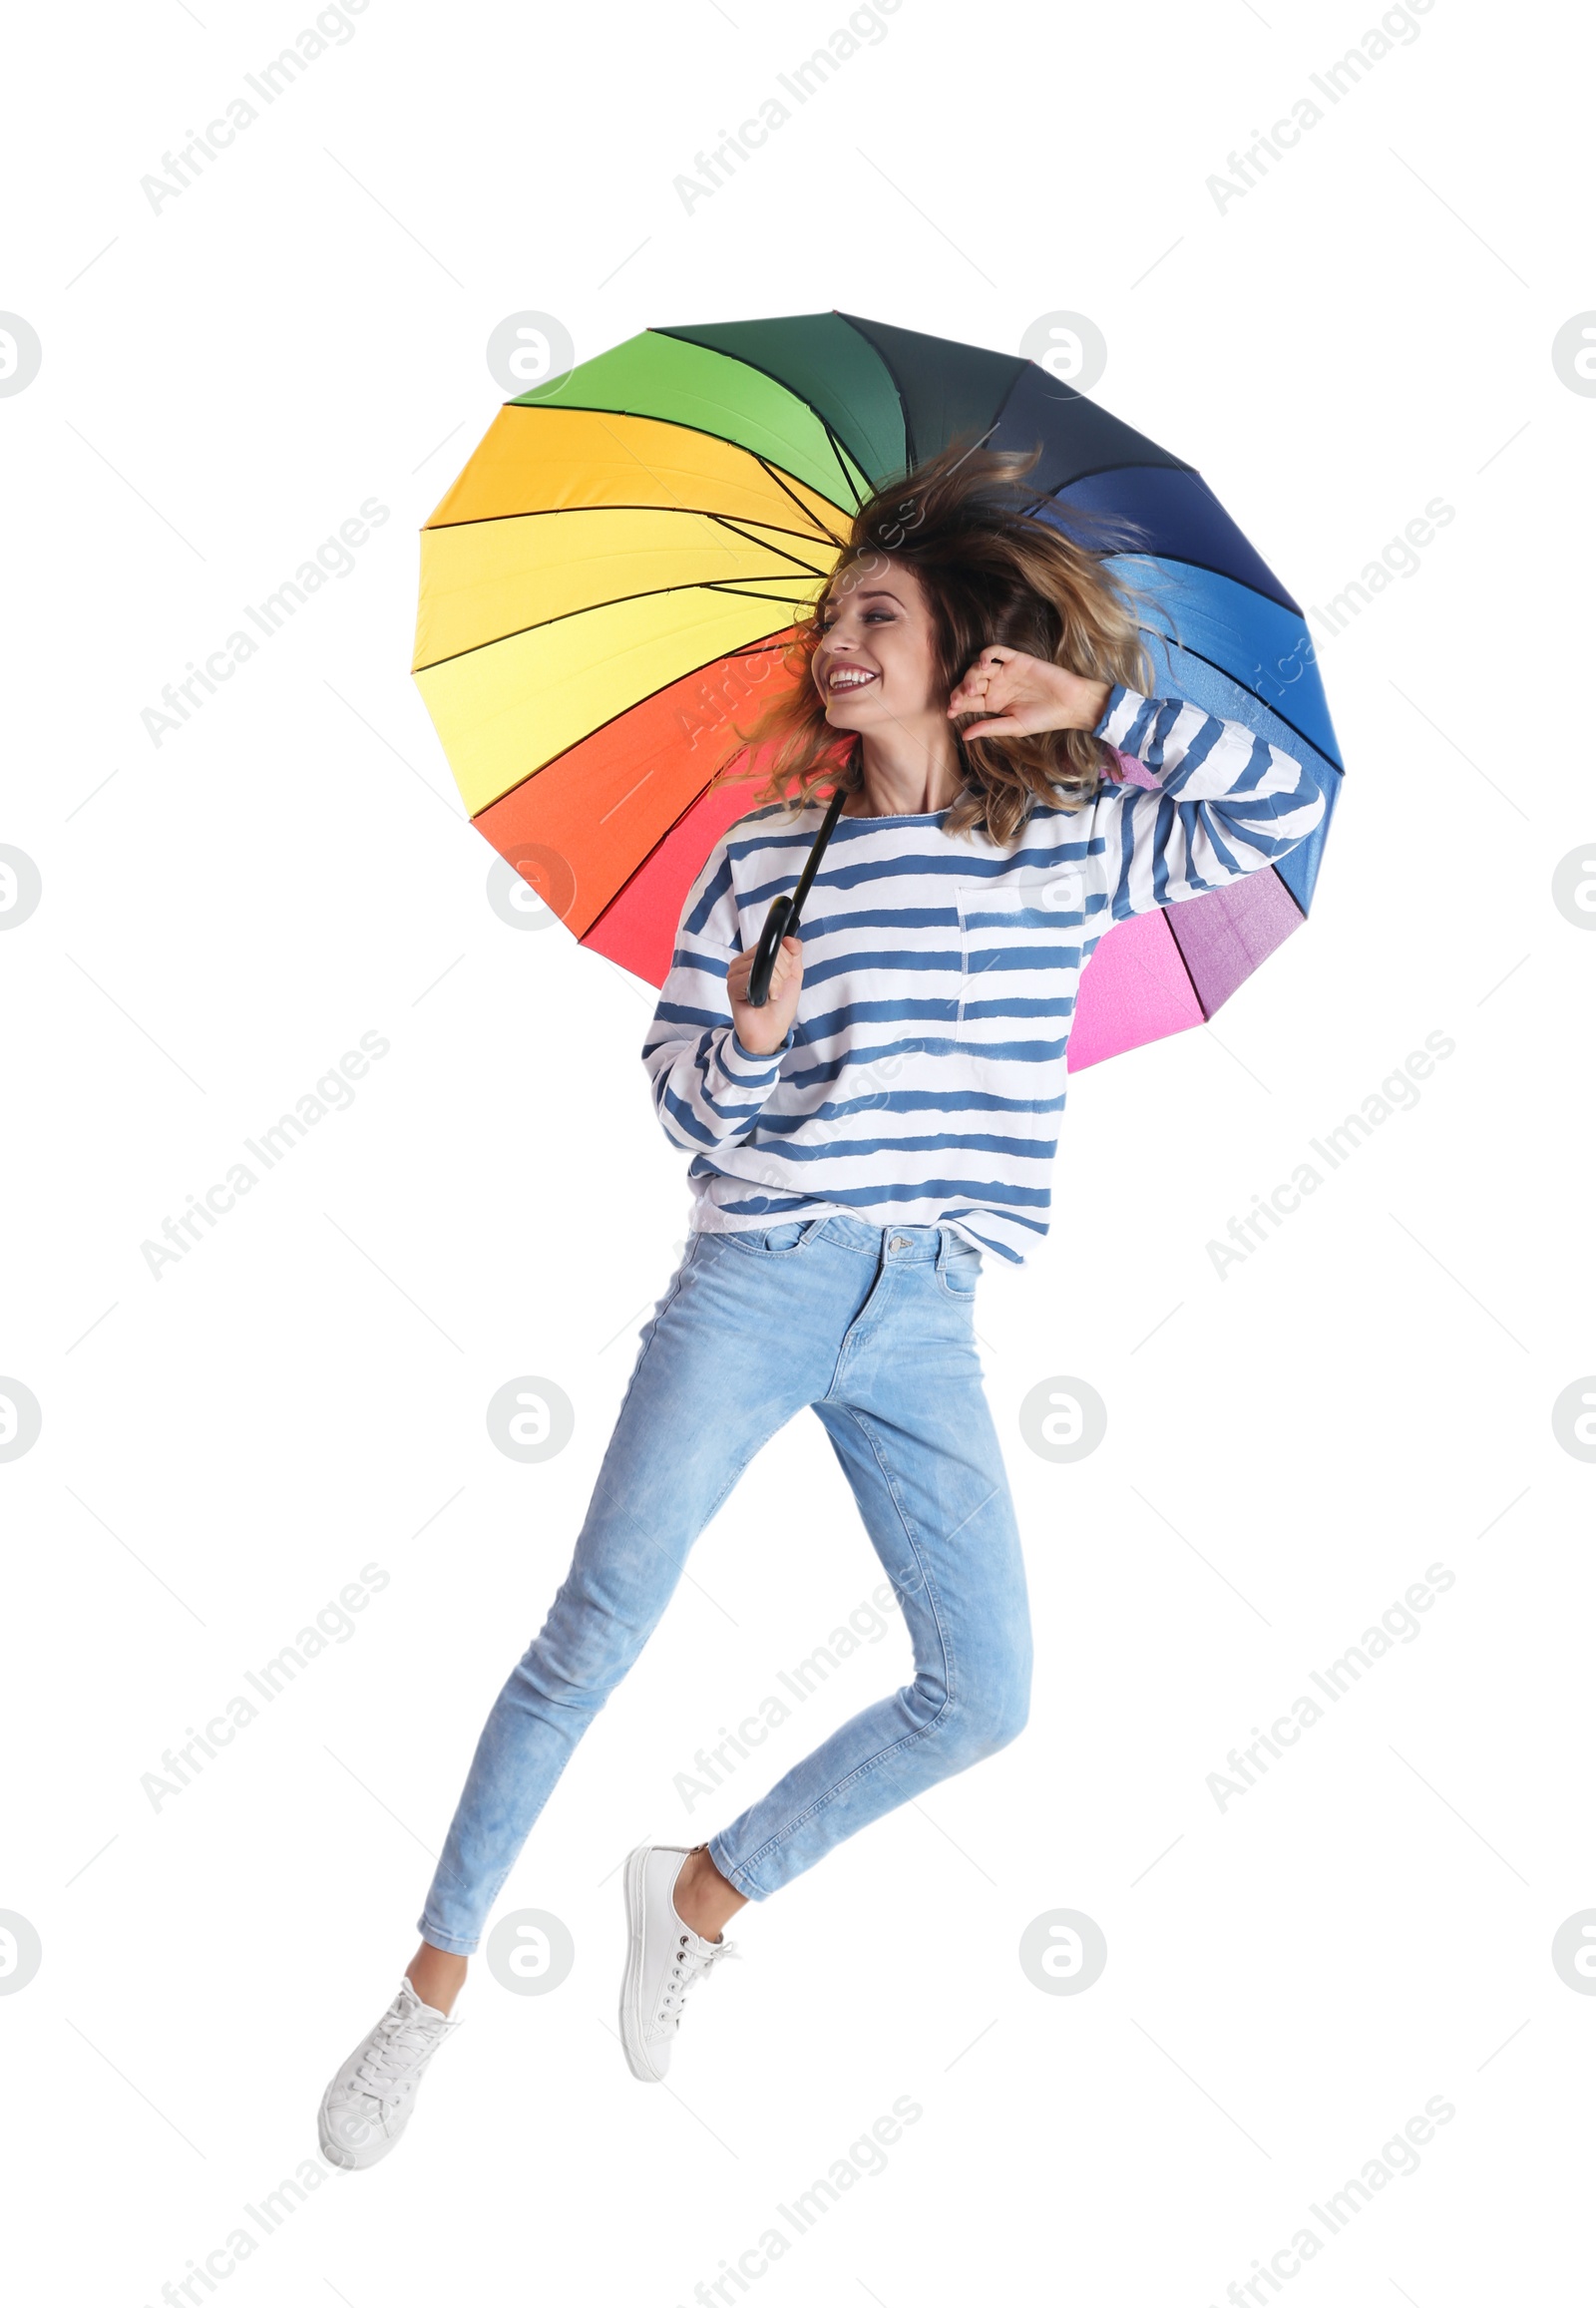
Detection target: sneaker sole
<box><xmin>618</xmin><ymin>1842</ymin><xmax>664</xmax><ymax>2084</ymax></box>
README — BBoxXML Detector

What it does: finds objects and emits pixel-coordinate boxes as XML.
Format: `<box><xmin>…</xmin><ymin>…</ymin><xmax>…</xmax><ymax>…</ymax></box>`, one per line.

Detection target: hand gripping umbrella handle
<box><xmin>745</xmin><ymin>784</ymin><xmax>849</xmax><ymax>1007</ymax></box>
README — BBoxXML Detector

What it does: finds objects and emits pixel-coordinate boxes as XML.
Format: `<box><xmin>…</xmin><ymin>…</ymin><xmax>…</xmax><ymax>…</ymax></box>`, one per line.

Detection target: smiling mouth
<box><xmin>826</xmin><ymin>667</ymin><xmax>879</xmax><ymax>694</ymax></box>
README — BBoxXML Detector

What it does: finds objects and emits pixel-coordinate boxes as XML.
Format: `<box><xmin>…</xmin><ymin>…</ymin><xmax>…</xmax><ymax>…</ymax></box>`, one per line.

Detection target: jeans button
<box><xmin>889</xmin><ymin>1235</ymin><xmax>908</xmax><ymax>1252</ymax></box>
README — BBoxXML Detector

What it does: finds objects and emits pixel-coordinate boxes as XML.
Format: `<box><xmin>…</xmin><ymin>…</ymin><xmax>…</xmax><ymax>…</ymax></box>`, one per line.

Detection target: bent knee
<box><xmin>976</xmin><ymin>1689</ymin><xmax>1030</xmax><ymax>1755</ymax></box>
<box><xmin>934</xmin><ymin>1676</ymin><xmax>1030</xmax><ymax>1762</ymax></box>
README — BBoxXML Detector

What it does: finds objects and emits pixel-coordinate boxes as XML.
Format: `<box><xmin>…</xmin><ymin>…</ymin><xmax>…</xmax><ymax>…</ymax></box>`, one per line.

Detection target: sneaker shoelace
<box><xmin>351</xmin><ymin>1999</ymin><xmax>451</xmax><ymax>2110</ymax></box>
<box><xmin>657</xmin><ymin>1932</ymin><xmax>740</xmax><ymax>2031</ymax></box>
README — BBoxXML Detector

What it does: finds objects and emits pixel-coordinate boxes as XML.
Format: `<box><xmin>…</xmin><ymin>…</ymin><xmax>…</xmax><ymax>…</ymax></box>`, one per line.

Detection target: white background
<box><xmin>3</xmin><ymin>0</ymin><xmax>1592</xmax><ymax>2301</ymax></box>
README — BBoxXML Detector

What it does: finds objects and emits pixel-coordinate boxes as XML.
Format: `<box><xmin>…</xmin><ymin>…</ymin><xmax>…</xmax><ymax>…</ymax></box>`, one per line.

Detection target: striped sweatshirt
<box><xmin>641</xmin><ymin>685</ymin><xmax>1327</xmax><ymax>1265</ymax></box>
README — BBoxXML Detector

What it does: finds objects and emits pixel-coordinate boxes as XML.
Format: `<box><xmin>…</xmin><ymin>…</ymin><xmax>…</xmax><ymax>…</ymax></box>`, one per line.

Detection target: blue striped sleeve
<box><xmin>640</xmin><ymin>834</ymin><xmax>796</xmax><ymax>1153</ymax></box>
<box><xmin>1091</xmin><ymin>684</ymin><xmax>1328</xmax><ymax>920</ymax></box>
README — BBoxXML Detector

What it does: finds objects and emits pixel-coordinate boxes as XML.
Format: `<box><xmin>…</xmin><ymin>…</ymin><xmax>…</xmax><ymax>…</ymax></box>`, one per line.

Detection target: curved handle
<box><xmin>743</xmin><ymin>783</ymin><xmax>850</xmax><ymax>1008</ymax></box>
<box><xmin>746</xmin><ymin>894</ymin><xmax>794</xmax><ymax>1008</ymax></box>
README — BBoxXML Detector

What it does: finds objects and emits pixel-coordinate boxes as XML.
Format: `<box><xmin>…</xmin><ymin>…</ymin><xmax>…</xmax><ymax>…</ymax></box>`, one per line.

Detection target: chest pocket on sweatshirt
<box><xmin>956</xmin><ymin>873</ymin><xmax>1087</xmax><ymax>1035</ymax></box>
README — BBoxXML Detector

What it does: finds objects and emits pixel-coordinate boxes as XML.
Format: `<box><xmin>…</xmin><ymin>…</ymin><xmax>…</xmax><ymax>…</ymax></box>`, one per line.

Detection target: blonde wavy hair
<box><xmin>714</xmin><ymin>437</ymin><xmax>1159</xmax><ymax>847</ymax></box>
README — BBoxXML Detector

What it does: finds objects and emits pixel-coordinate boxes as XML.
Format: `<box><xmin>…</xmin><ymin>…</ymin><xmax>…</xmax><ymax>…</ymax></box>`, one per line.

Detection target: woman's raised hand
<box><xmin>948</xmin><ymin>649</ymin><xmax>1112</xmax><ymax>740</ymax></box>
<box><xmin>726</xmin><ymin>935</ymin><xmax>803</xmax><ymax>1057</ymax></box>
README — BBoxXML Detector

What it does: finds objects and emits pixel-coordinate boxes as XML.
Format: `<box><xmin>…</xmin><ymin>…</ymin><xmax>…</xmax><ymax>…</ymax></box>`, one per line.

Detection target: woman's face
<box><xmin>810</xmin><ymin>556</ymin><xmax>945</xmax><ymax>732</ymax></box>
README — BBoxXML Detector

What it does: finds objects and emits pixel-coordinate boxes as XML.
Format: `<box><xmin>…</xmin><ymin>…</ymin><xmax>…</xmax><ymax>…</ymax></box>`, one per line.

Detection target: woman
<box><xmin>317</xmin><ymin>442</ymin><xmax>1327</xmax><ymax>2167</ymax></box>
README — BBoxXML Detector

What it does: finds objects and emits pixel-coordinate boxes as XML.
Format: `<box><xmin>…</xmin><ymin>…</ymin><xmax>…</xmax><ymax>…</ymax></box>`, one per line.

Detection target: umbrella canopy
<box><xmin>413</xmin><ymin>311</ymin><xmax>1342</xmax><ymax>1068</ymax></box>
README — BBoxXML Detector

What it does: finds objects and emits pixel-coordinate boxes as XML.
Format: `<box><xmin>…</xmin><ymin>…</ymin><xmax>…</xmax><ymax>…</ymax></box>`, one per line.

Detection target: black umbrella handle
<box><xmin>747</xmin><ymin>895</ymin><xmax>794</xmax><ymax>1008</ymax></box>
<box><xmin>745</xmin><ymin>784</ymin><xmax>848</xmax><ymax>1007</ymax></box>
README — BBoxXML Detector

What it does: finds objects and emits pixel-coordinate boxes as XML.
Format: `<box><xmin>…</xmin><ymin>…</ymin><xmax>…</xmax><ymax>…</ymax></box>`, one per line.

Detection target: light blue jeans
<box><xmin>419</xmin><ymin>1214</ymin><xmax>1032</xmax><ymax>1953</ymax></box>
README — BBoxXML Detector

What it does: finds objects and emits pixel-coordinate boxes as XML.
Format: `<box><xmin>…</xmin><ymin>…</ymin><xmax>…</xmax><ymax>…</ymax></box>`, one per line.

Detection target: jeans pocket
<box><xmin>937</xmin><ymin>1246</ymin><xmax>983</xmax><ymax>1299</ymax></box>
<box><xmin>721</xmin><ymin>1218</ymin><xmax>820</xmax><ymax>1259</ymax></box>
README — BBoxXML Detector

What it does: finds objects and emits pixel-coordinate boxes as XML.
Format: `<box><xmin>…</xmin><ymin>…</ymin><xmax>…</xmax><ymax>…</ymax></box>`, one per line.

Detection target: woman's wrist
<box><xmin>1065</xmin><ymin>673</ymin><xmax>1113</xmax><ymax>732</ymax></box>
<box><xmin>1029</xmin><ymin>664</ymin><xmax>1111</xmax><ymax>733</ymax></box>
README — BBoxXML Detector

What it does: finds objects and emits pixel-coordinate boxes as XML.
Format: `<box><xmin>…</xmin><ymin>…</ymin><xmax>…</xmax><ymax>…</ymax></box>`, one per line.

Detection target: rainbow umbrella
<box><xmin>413</xmin><ymin>312</ymin><xmax>1341</xmax><ymax>1068</ymax></box>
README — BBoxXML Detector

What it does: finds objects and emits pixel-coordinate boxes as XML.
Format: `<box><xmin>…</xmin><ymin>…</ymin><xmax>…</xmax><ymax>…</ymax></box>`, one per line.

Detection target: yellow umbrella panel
<box><xmin>412</xmin><ymin>405</ymin><xmax>850</xmax><ymax>949</ymax></box>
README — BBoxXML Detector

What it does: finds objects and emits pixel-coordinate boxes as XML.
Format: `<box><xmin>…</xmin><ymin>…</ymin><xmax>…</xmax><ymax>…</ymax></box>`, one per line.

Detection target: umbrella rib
<box><xmin>701</xmin><ymin>512</ymin><xmax>837</xmax><ymax>578</ymax></box>
<box><xmin>988</xmin><ymin>361</ymin><xmax>1030</xmax><ymax>440</ymax></box>
<box><xmin>415</xmin><ymin>578</ymin><xmax>813</xmax><ymax>674</ymax></box>
<box><xmin>649</xmin><ymin>324</ymin><xmax>874</xmax><ymax>511</ymax></box>
<box><xmin>462</xmin><ymin>632</ymin><xmax>800</xmax><ymax>823</ymax></box>
<box><xmin>700</xmin><ymin>582</ymin><xmax>826</xmax><ymax>604</ymax></box>
<box><xmin>451</xmin><ymin>403</ymin><xmax>849</xmax><ymax>542</ymax></box>
<box><xmin>747</xmin><ymin>450</ymin><xmax>854</xmax><ymax>545</ymax></box>
<box><xmin>836</xmin><ymin>312</ymin><xmax>915</xmax><ymax>473</ymax></box>
<box><xmin>816</xmin><ymin>418</ymin><xmax>867</xmax><ymax>510</ymax></box>
<box><xmin>425</xmin><ymin>504</ymin><xmax>849</xmax><ymax>550</ymax></box>
<box><xmin>580</xmin><ymin>402</ymin><xmax>835</xmax><ymax>575</ymax></box>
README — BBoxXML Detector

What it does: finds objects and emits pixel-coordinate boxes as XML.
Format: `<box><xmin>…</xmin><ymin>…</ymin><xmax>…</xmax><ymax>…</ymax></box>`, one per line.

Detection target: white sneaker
<box><xmin>318</xmin><ymin>1976</ymin><xmax>462</xmax><ymax>2169</ymax></box>
<box><xmin>619</xmin><ymin>1841</ymin><xmax>741</xmax><ymax>2083</ymax></box>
